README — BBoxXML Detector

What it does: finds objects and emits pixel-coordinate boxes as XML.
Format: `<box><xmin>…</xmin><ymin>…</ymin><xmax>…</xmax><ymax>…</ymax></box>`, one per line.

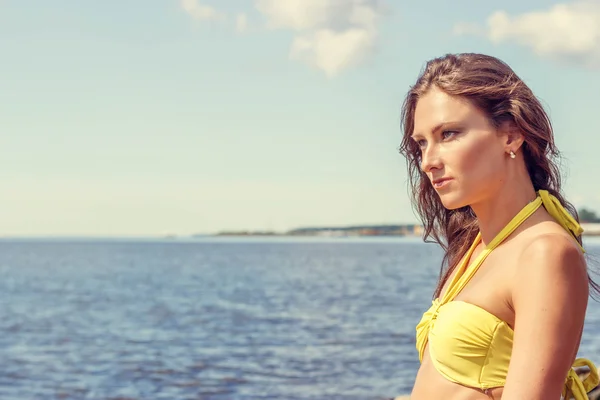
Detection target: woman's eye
<box><xmin>442</xmin><ymin>130</ymin><xmax>458</xmax><ymax>140</ymax></box>
<box><xmin>417</xmin><ymin>139</ymin><xmax>427</xmax><ymax>148</ymax></box>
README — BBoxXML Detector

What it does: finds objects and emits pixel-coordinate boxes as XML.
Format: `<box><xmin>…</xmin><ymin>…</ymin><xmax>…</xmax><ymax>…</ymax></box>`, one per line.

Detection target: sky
<box><xmin>1</xmin><ymin>0</ymin><xmax>600</xmax><ymax>237</ymax></box>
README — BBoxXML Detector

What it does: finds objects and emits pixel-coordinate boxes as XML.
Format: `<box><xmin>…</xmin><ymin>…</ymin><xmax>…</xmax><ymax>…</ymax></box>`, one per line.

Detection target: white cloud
<box><xmin>455</xmin><ymin>1</ymin><xmax>600</xmax><ymax>68</ymax></box>
<box><xmin>255</xmin><ymin>0</ymin><xmax>379</xmax><ymax>31</ymax></box>
<box><xmin>236</xmin><ymin>13</ymin><xmax>249</xmax><ymax>33</ymax></box>
<box><xmin>181</xmin><ymin>0</ymin><xmax>225</xmax><ymax>22</ymax></box>
<box><xmin>255</xmin><ymin>0</ymin><xmax>384</xmax><ymax>76</ymax></box>
<box><xmin>290</xmin><ymin>28</ymin><xmax>376</xmax><ymax>77</ymax></box>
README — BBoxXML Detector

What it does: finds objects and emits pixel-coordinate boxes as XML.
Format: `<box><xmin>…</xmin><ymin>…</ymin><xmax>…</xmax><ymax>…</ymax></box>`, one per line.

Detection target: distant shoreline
<box><xmin>211</xmin><ymin>222</ymin><xmax>600</xmax><ymax>238</ymax></box>
<box><xmin>3</xmin><ymin>222</ymin><xmax>600</xmax><ymax>240</ymax></box>
<box><xmin>211</xmin><ymin>224</ymin><xmax>424</xmax><ymax>238</ymax></box>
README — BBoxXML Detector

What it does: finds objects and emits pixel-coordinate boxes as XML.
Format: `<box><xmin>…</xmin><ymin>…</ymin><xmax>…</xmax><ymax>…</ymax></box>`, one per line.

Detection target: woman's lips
<box><xmin>432</xmin><ymin>178</ymin><xmax>452</xmax><ymax>189</ymax></box>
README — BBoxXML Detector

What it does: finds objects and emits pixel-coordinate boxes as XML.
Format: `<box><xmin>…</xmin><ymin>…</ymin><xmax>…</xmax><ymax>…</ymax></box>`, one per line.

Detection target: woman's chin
<box><xmin>438</xmin><ymin>192</ymin><xmax>468</xmax><ymax>210</ymax></box>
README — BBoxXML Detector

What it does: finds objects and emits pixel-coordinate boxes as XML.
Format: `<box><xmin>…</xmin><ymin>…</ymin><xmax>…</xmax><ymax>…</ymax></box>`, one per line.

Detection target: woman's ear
<box><xmin>500</xmin><ymin>120</ymin><xmax>525</xmax><ymax>152</ymax></box>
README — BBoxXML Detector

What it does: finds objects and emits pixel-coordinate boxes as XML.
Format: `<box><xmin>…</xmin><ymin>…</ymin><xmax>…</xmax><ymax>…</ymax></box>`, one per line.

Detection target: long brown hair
<box><xmin>398</xmin><ymin>53</ymin><xmax>600</xmax><ymax>299</ymax></box>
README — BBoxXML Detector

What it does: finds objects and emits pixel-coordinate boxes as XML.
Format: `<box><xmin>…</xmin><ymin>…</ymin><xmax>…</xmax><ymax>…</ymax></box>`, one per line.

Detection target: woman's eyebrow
<box><xmin>412</xmin><ymin>121</ymin><xmax>461</xmax><ymax>138</ymax></box>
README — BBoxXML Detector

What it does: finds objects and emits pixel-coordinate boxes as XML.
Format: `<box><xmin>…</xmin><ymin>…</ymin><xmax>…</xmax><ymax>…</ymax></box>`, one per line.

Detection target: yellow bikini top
<box><xmin>415</xmin><ymin>190</ymin><xmax>599</xmax><ymax>398</ymax></box>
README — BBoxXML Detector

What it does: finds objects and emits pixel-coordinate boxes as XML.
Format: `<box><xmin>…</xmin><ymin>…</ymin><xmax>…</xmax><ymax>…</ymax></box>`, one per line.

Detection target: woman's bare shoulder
<box><xmin>513</xmin><ymin>228</ymin><xmax>588</xmax><ymax>305</ymax></box>
<box><xmin>514</xmin><ymin>215</ymin><xmax>585</xmax><ymax>262</ymax></box>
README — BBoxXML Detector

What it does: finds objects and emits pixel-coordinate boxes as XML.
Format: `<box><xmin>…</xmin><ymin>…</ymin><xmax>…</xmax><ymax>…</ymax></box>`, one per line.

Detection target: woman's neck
<box><xmin>470</xmin><ymin>177</ymin><xmax>537</xmax><ymax>246</ymax></box>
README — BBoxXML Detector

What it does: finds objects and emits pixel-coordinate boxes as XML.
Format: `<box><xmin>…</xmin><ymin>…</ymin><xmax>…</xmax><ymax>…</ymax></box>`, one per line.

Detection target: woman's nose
<box><xmin>420</xmin><ymin>144</ymin><xmax>442</xmax><ymax>173</ymax></box>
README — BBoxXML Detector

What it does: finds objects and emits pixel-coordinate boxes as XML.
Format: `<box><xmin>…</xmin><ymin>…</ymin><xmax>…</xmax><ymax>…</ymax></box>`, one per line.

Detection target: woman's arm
<box><xmin>501</xmin><ymin>233</ymin><xmax>589</xmax><ymax>400</ymax></box>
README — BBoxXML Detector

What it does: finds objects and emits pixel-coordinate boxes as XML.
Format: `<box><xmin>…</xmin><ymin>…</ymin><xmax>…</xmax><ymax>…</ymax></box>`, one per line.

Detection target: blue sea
<box><xmin>1</xmin><ymin>236</ymin><xmax>600</xmax><ymax>400</ymax></box>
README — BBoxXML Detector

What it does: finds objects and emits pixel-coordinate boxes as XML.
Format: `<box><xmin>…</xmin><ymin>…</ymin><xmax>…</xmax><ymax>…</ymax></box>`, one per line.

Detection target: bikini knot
<box><xmin>430</xmin><ymin>299</ymin><xmax>441</xmax><ymax>322</ymax></box>
<box><xmin>538</xmin><ymin>190</ymin><xmax>585</xmax><ymax>253</ymax></box>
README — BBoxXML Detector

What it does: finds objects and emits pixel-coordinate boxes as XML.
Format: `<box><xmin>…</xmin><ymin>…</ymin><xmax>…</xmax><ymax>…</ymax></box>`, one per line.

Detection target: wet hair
<box><xmin>398</xmin><ymin>53</ymin><xmax>600</xmax><ymax>299</ymax></box>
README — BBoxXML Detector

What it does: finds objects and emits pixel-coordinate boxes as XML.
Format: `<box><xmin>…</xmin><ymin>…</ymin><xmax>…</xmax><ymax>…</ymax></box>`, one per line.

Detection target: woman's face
<box><xmin>411</xmin><ymin>86</ymin><xmax>509</xmax><ymax>210</ymax></box>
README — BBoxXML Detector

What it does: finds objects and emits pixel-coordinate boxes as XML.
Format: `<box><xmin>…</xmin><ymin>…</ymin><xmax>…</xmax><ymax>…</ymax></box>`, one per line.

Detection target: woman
<box><xmin>398</xmin><ymin>53</ymin><xmax>599</xmax><ymax>399</ymax></box>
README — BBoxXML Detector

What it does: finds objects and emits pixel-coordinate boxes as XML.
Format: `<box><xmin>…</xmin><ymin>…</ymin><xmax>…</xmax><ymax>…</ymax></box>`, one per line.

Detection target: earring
<box><xmin>509</xmin><ymin>150</ymin><xmax>516</xmax><ymax>159</ymax></box>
